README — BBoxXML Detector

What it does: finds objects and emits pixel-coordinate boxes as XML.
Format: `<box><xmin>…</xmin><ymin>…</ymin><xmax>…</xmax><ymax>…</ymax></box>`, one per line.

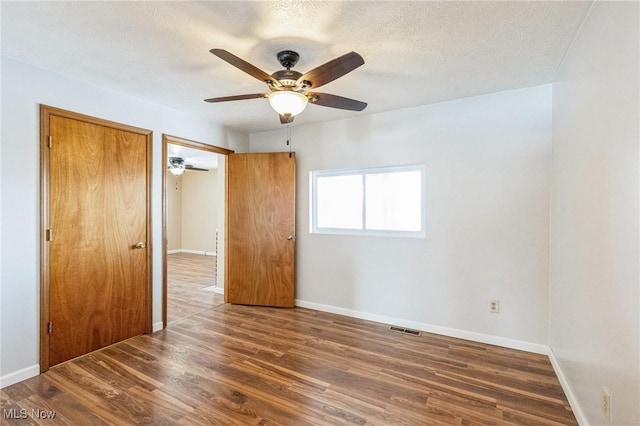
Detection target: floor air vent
<box><xmin>389</xmin><ymin>326</ymin><xmax>421</xmax><ymax>336</ymax></box>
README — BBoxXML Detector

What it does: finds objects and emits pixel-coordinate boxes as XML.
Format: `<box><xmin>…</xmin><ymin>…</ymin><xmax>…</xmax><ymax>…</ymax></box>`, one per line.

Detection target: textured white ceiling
<box><xmin>1</xmin><ymin>1</ymin><xmax>592</xmax><ymax>134</ymax></box>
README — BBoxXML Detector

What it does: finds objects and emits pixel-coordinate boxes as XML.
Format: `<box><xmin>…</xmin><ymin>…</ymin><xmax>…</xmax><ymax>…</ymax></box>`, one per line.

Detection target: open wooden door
<box><xmin>226</xmin><ymin>152</ymin><xmax>295</xmax><ymax>307</ymax></box>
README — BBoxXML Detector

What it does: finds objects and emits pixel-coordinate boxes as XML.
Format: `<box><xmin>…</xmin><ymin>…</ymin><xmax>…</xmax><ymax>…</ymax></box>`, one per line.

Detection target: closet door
<box><xmin>42</xmin><ymin>106</ymin><xmax>152</xmax><ymax>369</ymax></box>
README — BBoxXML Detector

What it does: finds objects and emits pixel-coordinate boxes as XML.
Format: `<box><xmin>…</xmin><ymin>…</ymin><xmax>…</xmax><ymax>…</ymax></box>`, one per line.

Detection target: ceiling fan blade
<box><xmin>279</xmin><ymin>114</ymin><xmax>295</xmax><ymax>124</ymax></box>
<box><xmin>297</xmin><ymin>52</ymin><xmax>364</xmax><ymax>89</ymax></box>
<box><xmin>185</xmin><ymin>165</ymin><xmax>209</xmax><ymax>172</ymax></box>
<box><xmin>308</xmin><ymin>92</ymin><xmax>367</xmax><ymax>111</ymax></box>
<box><xmin>204</xmin><ymin>93</ymin><xmax>267</xmax><ymax>103</ymax></box>
<box><xmin>210</xmin><ymin>49</ymin><xmax>274</xmax><ymax>84</ymax></box>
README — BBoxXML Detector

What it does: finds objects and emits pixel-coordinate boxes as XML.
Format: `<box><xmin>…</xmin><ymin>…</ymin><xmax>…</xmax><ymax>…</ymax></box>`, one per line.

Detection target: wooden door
<box><xmin>42</xmin><ymin>107</ymin><xmax>151</xmax><ymax>368</ymax></box>
<box><xmin>226</xmin><ymin>152</ymin><xmax>296</xmax><ymax>307</ymax></box>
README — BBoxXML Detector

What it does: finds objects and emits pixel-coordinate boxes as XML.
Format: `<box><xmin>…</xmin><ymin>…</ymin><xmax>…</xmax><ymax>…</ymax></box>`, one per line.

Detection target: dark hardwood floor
<box><xmin>167</xmin><ymin>252</ymin><xmax>224</xmax><ymax>324</ymax></box>
<box><xmin>2</xmin><ymin>303</ymin><xmax>577</xmax><ymax>425</ymax></box>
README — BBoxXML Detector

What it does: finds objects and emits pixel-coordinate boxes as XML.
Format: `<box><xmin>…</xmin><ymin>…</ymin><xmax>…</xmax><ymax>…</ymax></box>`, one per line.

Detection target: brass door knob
<box><xmin>134</xmin><ymin>242</ymin><xmax>147</xmax><ymax>249</ymax></box>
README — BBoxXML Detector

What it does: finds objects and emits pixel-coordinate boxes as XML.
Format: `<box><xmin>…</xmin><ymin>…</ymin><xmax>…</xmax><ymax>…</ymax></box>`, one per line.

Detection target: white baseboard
<box><xmin>0</xmin><ymin>364</ymin><xmax>39</xmax><ymax>389</ymax></box>
<box><xmin>152</xmin><ymin>321</ymin><xmax>164</xmax><ymax>333</ymax></box>
<box><xmin>168</xmin><ymin>249</ymin><xmax>216</xmax><ymax>256</ymax></box>
<box><xmin>294</xmin><ymin>299</ymin><xmax>549</xmax><ymax>355</ymax></box>
<box><xmin>214</xmin><ymin>286</ymin><xmax>224</xmax><ymax>295</ymax></box>
<box><xmin>548</xmin><ymin>348</ymin><xmax>587</xmax><ymax>425</ymax></box>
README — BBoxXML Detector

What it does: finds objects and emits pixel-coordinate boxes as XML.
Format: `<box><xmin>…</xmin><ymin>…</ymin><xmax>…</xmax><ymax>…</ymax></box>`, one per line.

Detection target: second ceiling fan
<box><xmin>205</xmin><ymin>49</ymin><xmax>367</xmax><ymax>124</ymax></box>
<box><xmin>168</xmin><ymin>156</ymin><xmax>208</xmax><ymax>176</ymax></box>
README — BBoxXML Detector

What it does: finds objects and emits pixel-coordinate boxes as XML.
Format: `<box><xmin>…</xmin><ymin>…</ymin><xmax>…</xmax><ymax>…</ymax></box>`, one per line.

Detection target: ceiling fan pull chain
<box><xmin>287</xmin><ymin>124</ymin><xmax>292</xmax><ymax>158</ymax></box>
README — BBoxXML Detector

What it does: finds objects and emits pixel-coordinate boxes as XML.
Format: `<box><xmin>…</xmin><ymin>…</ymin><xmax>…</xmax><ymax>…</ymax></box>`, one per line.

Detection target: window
<box><xmin>310</xmin><ymin>164</ymin><xmax>425</xmax><ymax>237</ymax></box>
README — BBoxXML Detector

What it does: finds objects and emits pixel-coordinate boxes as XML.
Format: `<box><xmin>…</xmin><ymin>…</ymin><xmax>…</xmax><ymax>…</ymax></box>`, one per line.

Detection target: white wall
<box><xmin>0</xmin><ymin>57</ymin><xmax>249</xmax><ymax>386</ymax></box>
<box><xmin>251</xmin><ymin>85</ymin><xmax>552</xmax><ymax>352</ymax></box>
<box><xmin>550</xmin><ymin>2</ymin><xmax>639</xmax><ymax>425</ymax></box>
<box><xmin>166</xmin><ymin>173</ymin><xmax>183</xmax><ymax>251</ymax></box>
<box><xmin>216</xmin><ymin>156</ymin><xmax>227</xmax><ymax>290</ymax></box>
<box><xmin>182</xmin><ymin>169</ymin><xmax>218</xmax><ymax>253</ymax></box>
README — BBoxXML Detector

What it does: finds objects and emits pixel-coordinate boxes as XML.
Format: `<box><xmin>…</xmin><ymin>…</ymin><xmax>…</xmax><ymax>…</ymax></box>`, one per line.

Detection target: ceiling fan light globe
<box><xmin>268</xmin><ymin>91</ymin><xmax>308</xmax><ymax>117</ymax></box>
<box><xmin>169</xmin><ymin>166</ymin><xmax>185</xmax><ymax>176</ymax></box>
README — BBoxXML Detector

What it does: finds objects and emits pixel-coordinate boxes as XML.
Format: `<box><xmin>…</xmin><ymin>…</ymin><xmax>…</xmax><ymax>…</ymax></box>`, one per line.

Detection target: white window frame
<box><xmin>309</xmin><ymin>164</ymin><xmax>426</xmax><ymax>238</ymax></box>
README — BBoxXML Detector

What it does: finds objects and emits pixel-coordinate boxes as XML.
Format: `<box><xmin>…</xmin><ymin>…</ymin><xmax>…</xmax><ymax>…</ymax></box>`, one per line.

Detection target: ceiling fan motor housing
<box><xmin>270</xmin><ymin>69</ymin><xmax>304</xmax><ymax>89</ymax></box>
<box><xmin>273</xmin><ymin>51</ymin><xmax>312</xmax><ymax>90</ymax></box>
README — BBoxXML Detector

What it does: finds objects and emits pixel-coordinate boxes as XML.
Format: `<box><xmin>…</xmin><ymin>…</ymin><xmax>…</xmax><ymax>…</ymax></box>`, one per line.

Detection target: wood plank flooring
<box><xmin>2</xmin><ymin>303</ymin><xmax>577</xmax><ymax>425</ymax></box>
<box><xmin>167</xmin><ymin>252</ymin><xmax>224</xmax><ymax>324</ymax></box>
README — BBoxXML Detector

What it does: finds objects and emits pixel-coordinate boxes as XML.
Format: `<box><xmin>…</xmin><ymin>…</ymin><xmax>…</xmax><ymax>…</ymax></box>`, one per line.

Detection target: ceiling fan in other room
<box><xmin>167</xmin><ymin>157</ymin><xmax>209</xmax><ymax>176</ymax></box>
<box><xmin>204</xmin><ymin>48</ymin><xmax>367</xmax><ymax>124</ymax></box>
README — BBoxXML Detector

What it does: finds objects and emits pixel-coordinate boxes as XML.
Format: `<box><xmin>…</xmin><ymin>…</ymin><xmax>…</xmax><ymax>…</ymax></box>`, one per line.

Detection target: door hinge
<box><xmin>47</xmin><ymin>322</ymin><xmax>52</xmax><ymax>334</ymax></box>
<box><xmin>48</xmin><ymin>136</ymin><xmax>52</xmax><ymax>148</ymax></box>
<box><xmin>45</xmin><ymin>229</ymin><xmax>52</xmax><ymax>241</ymax></box>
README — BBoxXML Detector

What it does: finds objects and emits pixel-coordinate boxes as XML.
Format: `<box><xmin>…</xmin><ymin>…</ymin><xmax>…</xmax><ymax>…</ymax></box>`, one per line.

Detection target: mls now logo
<box><xmin>3</xmin><ymin>408</ymin><xmax>56</xmax><ymax>420</ymax></box>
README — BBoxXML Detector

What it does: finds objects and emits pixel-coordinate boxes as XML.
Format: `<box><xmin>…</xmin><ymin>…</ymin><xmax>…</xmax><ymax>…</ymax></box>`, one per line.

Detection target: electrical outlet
<box><xmin>602</xmin><ymin>387</ymin><xmax>611</xmax><ymax>421</ymax></box>
<box><xmin>489</xmin><ymin>300</ymin><xmax>500</xmax><ymax>313</ymax></box>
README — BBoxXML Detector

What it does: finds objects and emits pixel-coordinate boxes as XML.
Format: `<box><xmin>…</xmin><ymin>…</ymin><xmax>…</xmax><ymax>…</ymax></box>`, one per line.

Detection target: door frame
<box><xmin>39</xmin><ymin>104</ymin><xmax>153</xmax><ymax>372</ymax></box>
<box><xmin>161</xmin><ymin>134</ymin><xmax>234</xmax><ymax>328</ymax></box>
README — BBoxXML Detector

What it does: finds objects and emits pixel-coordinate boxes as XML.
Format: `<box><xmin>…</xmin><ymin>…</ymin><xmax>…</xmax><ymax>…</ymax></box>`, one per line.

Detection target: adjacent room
<box><xmin>1</xmin><ymin>1</ymin><xmax>638</xmax><ymax>425</ymax></box>
<box><xmin>165</xmin><ymin>141</ymin><xmax>225</xmax><ymax>324</ymax></box>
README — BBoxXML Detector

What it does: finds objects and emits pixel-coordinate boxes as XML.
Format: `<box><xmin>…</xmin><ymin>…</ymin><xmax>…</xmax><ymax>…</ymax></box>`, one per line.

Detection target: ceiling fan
<box><xmin>204</xmin><ymin>48</ymin><xmax>367</xmax><ymax>124</ymax></box>
<box><xmin>168</xmin><ymin>157</ymin><xmax>208</xmax><ymax>176</ymax></box>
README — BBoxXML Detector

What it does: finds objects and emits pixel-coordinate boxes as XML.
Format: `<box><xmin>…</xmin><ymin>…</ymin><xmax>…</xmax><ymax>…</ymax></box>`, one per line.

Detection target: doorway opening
<box><xmin>162</xmin><ymin>134</ymin><xmax>233</xmax><ymax>328</ymax></box>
